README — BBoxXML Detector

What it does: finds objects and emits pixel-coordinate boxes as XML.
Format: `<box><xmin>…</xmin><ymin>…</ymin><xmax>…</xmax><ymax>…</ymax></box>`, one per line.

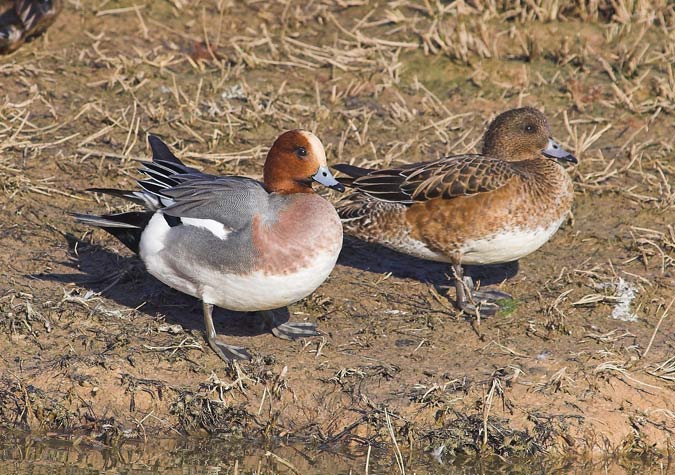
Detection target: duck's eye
<box><xmin>295</xmin><ymin>147</ymin><xmax>308</xmax><ymax>158</ymax></box>
<box><xmin>524</xmin><ymin>124</ymin><xmax>536</xmax><ymax>133</ymax></box>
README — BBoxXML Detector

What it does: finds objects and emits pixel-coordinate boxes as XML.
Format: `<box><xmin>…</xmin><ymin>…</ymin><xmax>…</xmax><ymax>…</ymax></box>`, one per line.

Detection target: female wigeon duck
<box><xmin>335</xmin><ymin>107</ymin><xmax>577</xmax><ymax>316</ymax></box>
<box><xmin>0</xmin><ymin>0</ymin><xmax>62</xmax><ymax>54</ymax></box>
<box><xmin>74</xmin><ymin>130</ymin><xmax>345</xmax><ymax>362</ymax></box>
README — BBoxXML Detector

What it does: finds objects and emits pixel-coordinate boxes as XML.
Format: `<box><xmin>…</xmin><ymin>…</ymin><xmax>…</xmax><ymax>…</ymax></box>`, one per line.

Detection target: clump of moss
<box><xmin>0</xmin><ymin>297</ymin><xmax>52</xmax><ymax>338</ymax></box>
<box><xmin>0</xmin><ymin>379</ymin><xmax>75</xmax><ymax>431</ymax></box>
<box><xmin>425</xmin><ymin>412</ymin><xmax>543</xmax><ymax>459</ymax></box>
<box><xmin>617</xmin><ymin>420</ymin><xmax>663</xmax><ymax>467</ymax></box>
<box><xmin>497</xmin><ymin>298</ymin><xmax>519</xmax><ymax>316</ymax></box>
<box><xmin>170</xmin><ymin>391</ymin><xmax>254</xmax><ymax>435</ymax></box>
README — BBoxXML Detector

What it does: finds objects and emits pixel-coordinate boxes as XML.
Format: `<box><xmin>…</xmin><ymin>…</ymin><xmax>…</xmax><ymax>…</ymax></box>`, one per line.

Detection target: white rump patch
<box><xmin>140</xmin><ymin>213</ymin><xmax>170</xmax><ymax>257</ymax></box>
<box><xmin>181</xmin><ymin>217</ymin><xmax>230</xmax><ymax>240</ymax></box>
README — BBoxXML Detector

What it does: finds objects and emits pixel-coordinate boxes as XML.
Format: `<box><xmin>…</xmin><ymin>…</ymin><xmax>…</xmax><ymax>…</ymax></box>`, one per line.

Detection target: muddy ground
<box><xmin>1</xmin><ymin>0</ymin><xmax>674</xmax><ymax>467</ymax></box>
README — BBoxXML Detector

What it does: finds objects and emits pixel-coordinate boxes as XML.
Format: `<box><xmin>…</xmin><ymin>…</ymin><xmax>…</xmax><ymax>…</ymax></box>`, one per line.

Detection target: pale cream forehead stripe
<box><xmin>300</xmin><ymin>131</ymin><xmax>327</xmax><ymax>166</ymax></box>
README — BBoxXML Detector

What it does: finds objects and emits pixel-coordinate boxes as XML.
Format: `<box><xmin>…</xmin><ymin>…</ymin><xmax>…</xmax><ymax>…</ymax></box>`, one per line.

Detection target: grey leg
<box><xmin>261</xmin><ymin>310</ymin><xmax>320</xmax><ymax>340</ymax></box>
<box><xmin>202</xmin><ymin>302</ymin><xmax>251</xmax><ymax>362</ymax></box>
<box><xmin>452</xmin><ymin>263</ymin><xmax>470</xmax><ymax>309</ymax></box>
<box><xmin>451</xmin><ymin>264</ymin><xmax>501</xmax><ymax>317</ymax></box>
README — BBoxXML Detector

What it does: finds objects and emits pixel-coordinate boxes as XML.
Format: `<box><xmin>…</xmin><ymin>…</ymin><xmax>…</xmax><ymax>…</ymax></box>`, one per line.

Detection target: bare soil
<box><xmin>1</xmin><ymin>0</ymin><xmax>674</xmax><ymax>467</ymax></box>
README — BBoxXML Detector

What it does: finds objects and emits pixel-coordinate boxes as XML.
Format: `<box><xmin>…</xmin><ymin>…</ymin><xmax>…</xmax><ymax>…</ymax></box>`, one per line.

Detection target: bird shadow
<box><xmin>37</xmin><ymin>234</ymin><xmax>292</xmax><ymax>339</ymax></box>
<box><xmin>338</xmin><ymin>236</ymin><xmax>520</xmax><ymax>293</ymax></box>
<box><xmin>40</xmin><ymin>234</ymin><xmax>519</xmax><ymax>337</ymax></box>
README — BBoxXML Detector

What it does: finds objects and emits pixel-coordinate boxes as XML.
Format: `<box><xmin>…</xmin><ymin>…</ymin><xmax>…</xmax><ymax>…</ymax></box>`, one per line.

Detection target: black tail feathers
<box><xmin>72</xmin><ymin>211</ymin><xmax>153</xmax><ymax>254</ymax></box>
<box><xmin>148</xmin><ymin>135</ymin><xmax>183</xmax><ymax>165</ymax></box>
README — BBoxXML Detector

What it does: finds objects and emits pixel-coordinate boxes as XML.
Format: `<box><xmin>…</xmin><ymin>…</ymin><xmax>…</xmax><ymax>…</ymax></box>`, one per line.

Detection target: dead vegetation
<box><xmin>1</xmin><ymin>0</ymin><xmax>674</xmax><ymax>472</ymax></box>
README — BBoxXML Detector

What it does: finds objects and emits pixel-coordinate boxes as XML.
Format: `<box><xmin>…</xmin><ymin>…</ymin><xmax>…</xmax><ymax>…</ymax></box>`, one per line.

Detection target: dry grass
<box><xmin>0</xmin><ymin>0</ymin><xmax>674</xmax><ymax>472</ymax></box>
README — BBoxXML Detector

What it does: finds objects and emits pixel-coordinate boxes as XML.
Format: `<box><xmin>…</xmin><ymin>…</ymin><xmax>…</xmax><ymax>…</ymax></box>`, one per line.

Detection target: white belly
<box><xmin>460</xmin><ymin>218</ymin><xmax>564</xmax><ymax>265</ymax></box>
<box><xmin>198</xmin><ymin>249</ymin><xmax>339</xmax><ymax>311</ymax></box>
<box><xmin>139</xmin><ymin>213</ymin><xmax>341</xmax><ymax>312</ymax></box>
<box><xmin>382</xmin><ymin>235</ymin><xmax>451</xmax><ymax>263</ymax></box>
<box><xmin>379</xmin><ymin>218</ymin><xmax>564</xmax><ymax>265</ymax></box>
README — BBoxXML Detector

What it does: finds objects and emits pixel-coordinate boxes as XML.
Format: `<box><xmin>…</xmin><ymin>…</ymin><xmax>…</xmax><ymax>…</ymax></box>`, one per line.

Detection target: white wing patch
<box><xmin>181</xmin><ymin>217</ymin><xmax>231</xmax><ymax>240</ymax></box>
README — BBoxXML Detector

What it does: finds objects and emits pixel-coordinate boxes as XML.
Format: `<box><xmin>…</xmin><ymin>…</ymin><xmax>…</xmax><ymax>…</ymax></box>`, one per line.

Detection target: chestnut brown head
<box><xmin>263</xmin><ymin>130</ymin><xmax>344</xmax><ymax>194</ymax></box>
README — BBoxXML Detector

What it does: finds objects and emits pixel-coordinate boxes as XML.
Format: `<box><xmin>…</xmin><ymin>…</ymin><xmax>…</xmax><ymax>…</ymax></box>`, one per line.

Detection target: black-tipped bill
<box><xmin>313</xmin><ymin>166</ymin><xmax>345</xmax><ymax>192</ymax></box>
<box><xmin>543</xmin><ymin>138</ymin><xmax>577</xmax><ymax>164</ymax></box>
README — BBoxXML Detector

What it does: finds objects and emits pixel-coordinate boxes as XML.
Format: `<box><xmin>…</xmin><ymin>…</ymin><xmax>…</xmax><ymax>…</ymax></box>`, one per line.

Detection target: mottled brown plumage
<box><xmin>338</xmin><ymin>155</ymin><xmax>517</xmax><ymax>203</ymax></box>
<box><xmin>0</xmin><ymin>0</ymin><xmax>62</xmax><ymax>54</ymax></box>
<box><xmin>336</xmin><ymin>107</ymin><xmax>577</xmax><ymax>317</ymax></box>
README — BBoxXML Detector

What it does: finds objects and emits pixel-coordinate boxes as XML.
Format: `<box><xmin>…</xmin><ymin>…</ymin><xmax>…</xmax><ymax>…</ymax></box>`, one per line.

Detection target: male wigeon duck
<box><xmin>335</xmin><ymin>107</ymin><xmax>577</xmax><ymax>316</ymax></box>
<box><xmin>74</xmin><ymin>130</ymin><xmax>345</xmax><ymax>362</ymax></box>
<box><xmin>0</xmin><ymin>0</ymin><xmax>62</xmax><ymax>54</ymax></box>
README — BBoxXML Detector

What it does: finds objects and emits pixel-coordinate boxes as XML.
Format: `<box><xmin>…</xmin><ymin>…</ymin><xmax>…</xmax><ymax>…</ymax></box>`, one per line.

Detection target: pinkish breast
<box><xmin>251</xmin><ymin>194</ymin><xmax>343</xmax><ymax>275</ymax></box>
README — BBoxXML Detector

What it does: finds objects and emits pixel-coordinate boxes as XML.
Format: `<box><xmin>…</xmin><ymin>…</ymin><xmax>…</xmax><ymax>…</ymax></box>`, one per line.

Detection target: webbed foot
<box><xmin>452</xmin><ymin>264</ymin><xmax>511</xmax><ymax>320</ymax></box>
<box><xmin>261</xmin><ymin>311</ymin><xmax>320</xmax><ymax>340</ymax></box>
<box><xmin>206</xmin><ymin>336</ymin><xmax>252</xmax><ymax>362</ymax></box>
<box><xmin>471</xmin><ymin>288</ymin><xmax>512</xmax><ymax>302</ymax></box>
<box><xmin>457</xmin><ymin>300</ymin><xmax>501</xmax><ymax>317</ymax></box>
<box><xmin>202</xmin><ymin>302</ymin><xmax>251</xmax><ymax>362</ymax></box>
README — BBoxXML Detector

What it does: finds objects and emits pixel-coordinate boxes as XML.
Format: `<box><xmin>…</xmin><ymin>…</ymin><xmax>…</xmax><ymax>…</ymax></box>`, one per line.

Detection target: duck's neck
<box><xmin>265</xmin><ymin>179</ymin><xmax>314</xmax><ymax>194</ymax></box>
<box><xmin>482</xmin><ymin>144</ymin><xmax>535</xmax><ymax>162</ymax></box>
<box><xmin>513</xmin><ymin>159</ymin><xmax>573</xmax><ymax>202</ymax></box>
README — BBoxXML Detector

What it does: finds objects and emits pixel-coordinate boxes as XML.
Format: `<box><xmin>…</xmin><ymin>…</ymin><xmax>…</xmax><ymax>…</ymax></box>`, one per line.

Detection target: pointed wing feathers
<box><xmin>160</xmin><ymin>177</ymin><xmax>268</xmax><ymax>231</ymax></box>
<box><xmin>86</xmin><ymin>135</ymin><xmax>269</xmax><ymax>232</ymax></box>
<box><xmin>148</xmin><ymin>135</ymin><xmax>183</xmax><ymax>165</ymax></box>
<box><xmin>340</xmin><ymin>155</ymin><xmax>518</xmax><ymax>204</ymax></box>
